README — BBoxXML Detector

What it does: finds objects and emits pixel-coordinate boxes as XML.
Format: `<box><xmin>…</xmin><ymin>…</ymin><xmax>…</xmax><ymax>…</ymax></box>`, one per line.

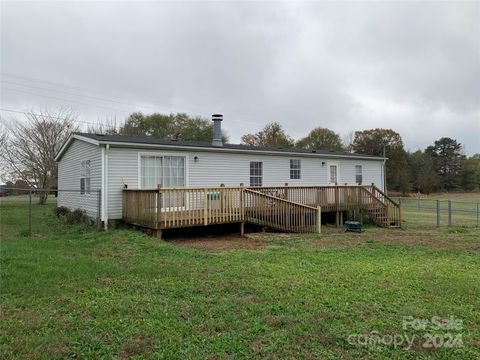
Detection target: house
<box><xmin>55</xmin><ymin>115</ymin><xmax>397</xmax><ymax>233</ymax></box>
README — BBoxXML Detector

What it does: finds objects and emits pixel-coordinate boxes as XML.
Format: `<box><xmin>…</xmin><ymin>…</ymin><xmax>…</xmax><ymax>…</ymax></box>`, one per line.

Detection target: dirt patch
<box><xmin>306</xmin><ymin>230</ymin><xmax>480</xmax><ymax>251</ymax></box>
<box><xmin>120</xmin><ymin>333</ymin><xmax>156</xmax><ymax>359</ymax></box>
<box><xmin>171</xmin><ymin>228</ymin><xmax>479</xmax><ymax>252</ymax></box>
<box><xmin>172</xmin><ymin>234</ymin><xmax>268</xmax><ymax>251</ymax></box>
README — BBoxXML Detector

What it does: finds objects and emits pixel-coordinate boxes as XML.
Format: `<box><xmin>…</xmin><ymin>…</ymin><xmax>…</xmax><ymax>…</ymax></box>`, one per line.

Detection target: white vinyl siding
<box><xmin>57</xmin><ymin>139</ymin><xmax>101</xmax><ymax>218</ymax></box>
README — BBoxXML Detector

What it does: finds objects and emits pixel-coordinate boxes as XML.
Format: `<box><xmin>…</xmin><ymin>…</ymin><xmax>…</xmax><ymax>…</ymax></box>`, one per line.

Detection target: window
<box><xmin>80</xmin><ymin>160</ymin><xmax>91</xmax><ymax>194</ymax></box>
<box><xmin>355</xmin><ymin>165</ymin><xmax>363</xmax><ymax>184</ymax></box>
<box><xmin>140</xmin><ymin>155</ymin><xmax>185</xmax><ymax>188</ymax></box>
<box><xmin>250</xmin><ymin>161</ymin><xmax>263</xmax><ymax>186</ymax></box>
<box><xmin>329</xmin><ymin>164</ymin><xmax>338</xmax><ymax>184</ymax></box>
<box><xmin>290</xmin><ymin>159</ymin><xmax>301</xmax><ymax>179</ymax></box>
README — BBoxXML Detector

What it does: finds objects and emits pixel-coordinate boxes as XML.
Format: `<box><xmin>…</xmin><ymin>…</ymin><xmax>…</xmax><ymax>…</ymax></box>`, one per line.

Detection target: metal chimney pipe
<box><xmin>211</xmin><ymin>114</ymin><xmax>223</xmax><ymax>147</ymax></box>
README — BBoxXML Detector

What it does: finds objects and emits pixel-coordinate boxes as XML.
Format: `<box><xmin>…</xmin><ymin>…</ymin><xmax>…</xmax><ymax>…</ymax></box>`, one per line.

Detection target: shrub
<box><xmin>446</xmin><ymin>227</ymin><xmax>469</xmax><ymax>234</ymax></box>
<box><xmin>53</xmin><ymin>206</ymin><xmax>71</xmax><ymax>218</ymax></box>
<box><xmin>66</xmin><ymin>209</ymin><xmax>89</xmax><ymax>224</ymax></box>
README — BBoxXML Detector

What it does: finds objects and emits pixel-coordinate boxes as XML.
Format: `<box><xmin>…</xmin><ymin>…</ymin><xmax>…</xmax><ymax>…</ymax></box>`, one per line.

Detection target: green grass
<box><xmin>392</xmin><ymin>192</ymin><xmax>480</xmax><ymax>228</ymax></box>
<box><xmin>1</xmin><ymin>204</ymin><xmax>480</xmax><ymax>359</ymax></box>
<box><xmin>423</xmin><ymin>192</ymin><xmax>480</xmax><ymax>202</ymax></box>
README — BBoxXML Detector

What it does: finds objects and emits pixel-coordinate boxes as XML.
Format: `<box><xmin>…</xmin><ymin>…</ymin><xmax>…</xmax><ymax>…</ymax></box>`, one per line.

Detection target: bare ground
<box><xmin>171</xmin><ymin>227</ymin><xmax>480</xmax><ymax>251</ymax></box>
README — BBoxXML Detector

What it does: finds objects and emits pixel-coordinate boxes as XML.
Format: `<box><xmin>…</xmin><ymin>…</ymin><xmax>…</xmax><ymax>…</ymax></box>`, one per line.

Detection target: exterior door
<box><xmin>329</xmin><ymin>163</ymin><xmax>338</xmax><ymax>185</ymax></box>
<box><xmin>327</xmin><ymin>163</ymin><xmax>339</xmax><ymax>204</ymax></box>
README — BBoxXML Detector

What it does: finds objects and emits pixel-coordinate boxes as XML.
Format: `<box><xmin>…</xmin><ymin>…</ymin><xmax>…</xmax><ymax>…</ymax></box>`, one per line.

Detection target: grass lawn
<box><xmin>1</xmin><ymin>203</ymin><xmax>480</xmax><ymax>359</ymax></box>
<box><xmin>393</xmin><ymin>192</ymin><xmax>480</xmax><ymax>228</ymax></box>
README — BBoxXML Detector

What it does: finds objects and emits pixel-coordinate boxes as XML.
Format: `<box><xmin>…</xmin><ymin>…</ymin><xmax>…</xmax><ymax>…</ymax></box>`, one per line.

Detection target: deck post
<box><xmin>316</xmin><ymin>206</ymin><xmax>321</xmax><ymax>234</ymax></box>
<box><xmin>240</xmin><ymin>222</ymin><xmax>245</xmax><ymax>236</ymax></box>
<box><xmin>398</xmin><ymin>205</ymin><xmax>402</xmax><ymax>228</ymax></box>
<box><xmin>153</xmin><ymin>229</ymin><xmax>162</xmax><ymax>240</ymax></box>
<box><xmin>157</xmin><ymin>184</ymin><xmax>162</xmax><ymax>229</ymax></box>
<box><xmin>204</xmin><ymin>188</ymin><xmax>208</xmax><ymax>226</ymax></box>
<box><xmin>240</xmin><ymin>184</ymin><xmax>245</xmax><ymax>221</ymax></box>
<box><xmin>335</xmin><ymin>211</ymin><xmax>339</xmax><ymax>227</ymax></box>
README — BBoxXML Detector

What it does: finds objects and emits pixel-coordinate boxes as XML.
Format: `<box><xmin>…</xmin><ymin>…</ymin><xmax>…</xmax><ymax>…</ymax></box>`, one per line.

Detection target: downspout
<box><xmin>103</xmin><ymin>144</ymin><xmax>110</xmax><ymax>230</ymax></box>
<box><xmin>101</xmin><ymin>146</ymin><xmax>105</xmax><ymax>224</ymax></box>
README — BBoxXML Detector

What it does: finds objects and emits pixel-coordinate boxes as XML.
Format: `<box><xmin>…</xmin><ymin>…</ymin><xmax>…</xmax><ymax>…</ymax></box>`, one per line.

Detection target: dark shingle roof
<box><xmin>74</xmin><ymin>132</ymin><xmax>385</xmax><ymax>160</ymax></box>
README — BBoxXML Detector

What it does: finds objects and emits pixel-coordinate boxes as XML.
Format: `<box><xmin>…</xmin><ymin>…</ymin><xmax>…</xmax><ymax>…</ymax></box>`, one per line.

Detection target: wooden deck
<box><xmin>122</xmin><ymin>184</ymin><xmax>401</xmax><ymax>235</ymax></box>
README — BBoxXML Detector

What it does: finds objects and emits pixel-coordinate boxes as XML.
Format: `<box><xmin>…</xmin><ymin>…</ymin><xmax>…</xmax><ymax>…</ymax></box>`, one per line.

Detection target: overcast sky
<box><xmin>1</xmin><ymin>1</ymin><xmax>479</xmax><ymax>154</ymax></box>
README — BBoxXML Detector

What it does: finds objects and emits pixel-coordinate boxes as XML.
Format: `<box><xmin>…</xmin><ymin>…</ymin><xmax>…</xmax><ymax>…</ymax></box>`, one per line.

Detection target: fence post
<box><xmin>317</xmin><ymin>206</ymin><xmax>321</xmax><ymax>234</ymax></box>
<box><xmin>28</xmin><ymin>189</ymin><xmax>32</xmax><ymax>236</ymax></box>
<box><xmin>436</xmin><ymin>200</ymin><xmax>440</xmax><ymax>227</ymax></box>
<box><xmin>448</xmin><ymin>200</ymin><xmax>452</xmax><ymax>227</ymax></box>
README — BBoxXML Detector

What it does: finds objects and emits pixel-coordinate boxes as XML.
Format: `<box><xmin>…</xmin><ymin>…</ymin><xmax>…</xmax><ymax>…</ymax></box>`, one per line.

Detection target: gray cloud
<box><xmin>1</xmin><ymin>1</ymin><xmax>479</xmax><ymax>154</ymax></box>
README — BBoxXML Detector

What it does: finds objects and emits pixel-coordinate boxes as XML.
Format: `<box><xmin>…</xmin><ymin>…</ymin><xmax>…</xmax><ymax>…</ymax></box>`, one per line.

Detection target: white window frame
<box><xmin>249</xmin><ymin>161</ymin><xmax>263</xmax><ymax>186</ymax></box>
<box><xmin>137</xmin><ymin>152</ymin><xmax>189</xmax><ymax>211</ymax></box>
<box><xmin>328</xmin><ymin>162</ymin><xmax>339</xmax><ymax>185</ymax></box>
<box><xmin>355</xmin><ymin>165</ymin><xmax>363</xmax><ymax>185</ymax></box>
<box><xmin>290</xmin><ymin>159</ymin><xmax>301</xmax><ymax>180</ymax></box>
<box><xmin>80</xmin><ymin>160</ymin><xmax>91</xmax><ymax>195</ymax></box>
<box><xmin>137</xmin><ymin>151</ymin><xmax>189</xmax><ymax>189</ymax></box>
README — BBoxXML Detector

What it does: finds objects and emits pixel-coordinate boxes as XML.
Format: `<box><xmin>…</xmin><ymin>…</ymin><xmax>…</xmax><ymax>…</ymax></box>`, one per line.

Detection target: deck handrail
<box><xmin>244</xmin><ymin>189</ymin><xmax>317</xmax><ymax>210</ymax></box>
<box><xmin>244</xmin><ymin>189</ymin><xmax>320</xmax><ymax>233</ymax></box>
<box><xmin>123</xmin><ymin>184</ymin><xmax>368</xmax><ymax>191</ymax></box>
<box><xmin>369</xmin><ymin>184</ymin><xmax>399</xmax><ymax>206</ymax></box>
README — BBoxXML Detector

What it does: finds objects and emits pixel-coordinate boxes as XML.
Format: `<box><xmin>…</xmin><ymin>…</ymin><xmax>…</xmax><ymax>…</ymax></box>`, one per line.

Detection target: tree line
<box><xmin>1</xmin><ymin>110</ymin><xmax>478</xmax><ymax>203</ymax></box>
<box><xmin>239</xmin><ymin>122</ymin><xmax>479</xmax><ymax>194</ymax></box>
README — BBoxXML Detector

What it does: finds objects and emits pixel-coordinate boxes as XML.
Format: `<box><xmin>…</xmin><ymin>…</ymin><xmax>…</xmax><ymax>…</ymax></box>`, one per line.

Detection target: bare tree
<box><xmin>342</xmin><ymin>131</ymin><xmax>355</xmax><ymax>153</ymax></box>
<box><xmin>3</xmin><ymin>108</ymin><xmax>79</xmax><ymax>204</ymax></box>
<box><xmin>0</xmin><ymin>117</ymin><xmax>10</xmax><ymax>182</ymax></box>
<box><xmin>85</xmin><ymin>115</ymin><xmax>120</xmax><ymax>134</ymax></box>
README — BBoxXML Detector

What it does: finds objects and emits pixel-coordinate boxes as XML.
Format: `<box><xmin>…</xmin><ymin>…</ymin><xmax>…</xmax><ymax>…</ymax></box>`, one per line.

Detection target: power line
<box><xmin>0</xmin><ymin>107</ymin><xmax>113</xmax><ymax>127</ymax></box>
<box><xmin>0</xmin><ymin>72</ymin><xmax>259</xmax><ymax>127</ymax></box>
<box><xmin>1</xmin><ymin>72</ymin><xmax>134</xmax><ymax>101</ymax></box>
<box><xmin>1</xmin><ymin>79</ymin><xmax>164</xmax><ymax>111</ymax></box>
<box><xmin>1</xmin><ymin>86</ymin><xmax>134</xmax><ymax>113</ymax></box>
<box><xmin>1</xmin><ymin>72</ymin><xmax>184</xmax><ymax>114</ymax></box>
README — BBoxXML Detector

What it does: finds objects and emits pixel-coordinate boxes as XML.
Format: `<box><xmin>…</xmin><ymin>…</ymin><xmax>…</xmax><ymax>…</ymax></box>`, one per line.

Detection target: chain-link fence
<box><xmin>393</xmin><ymin>197</ymin><xmax>480</xmax><ymax>228</ymax></box>
<box><xmin>0</xmin><ymin>187</ymin><xmax>101</xmax><ymax>236</ymax></box>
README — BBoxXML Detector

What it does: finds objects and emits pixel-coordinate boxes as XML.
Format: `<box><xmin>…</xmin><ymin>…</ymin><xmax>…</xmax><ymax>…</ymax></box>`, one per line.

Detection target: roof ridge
<box><xmin>72</xmin><ymin>132</ymin><xmax>385</xmax><ymax>159</ymax></box>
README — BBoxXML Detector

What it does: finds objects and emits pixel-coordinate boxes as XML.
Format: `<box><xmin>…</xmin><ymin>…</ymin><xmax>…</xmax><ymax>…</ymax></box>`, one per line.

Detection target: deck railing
<box><xmin>122</xmin><ymin>184</ymin><xmax>401</xmax><ymax>232</ymax></box>
<box><xmin>244</xmin><ymin>189</ymin><xmax>320</xmax><ymax>233</ymax></box>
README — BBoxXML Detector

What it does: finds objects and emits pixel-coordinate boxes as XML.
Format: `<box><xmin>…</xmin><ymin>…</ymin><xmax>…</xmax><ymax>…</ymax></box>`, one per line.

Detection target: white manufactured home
<box><xmin>55</xmin><ymin>116</ymin><xmax>396</xmax><ymax>232</ymax></box>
